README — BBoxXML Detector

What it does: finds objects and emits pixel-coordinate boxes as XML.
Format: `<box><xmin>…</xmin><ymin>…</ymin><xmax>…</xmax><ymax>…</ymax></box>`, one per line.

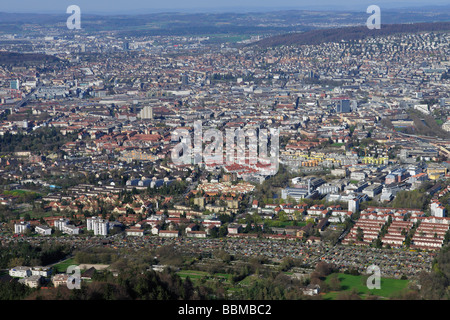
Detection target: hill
<box><xmin>0</xmin><ymin>51</ymin><xmax>60</xmax><ymax>66</ymax></box>
<box><xmin>253</xmin><ymin>21</ymin><xmax>450</xmax><ymax>47</ymax></box>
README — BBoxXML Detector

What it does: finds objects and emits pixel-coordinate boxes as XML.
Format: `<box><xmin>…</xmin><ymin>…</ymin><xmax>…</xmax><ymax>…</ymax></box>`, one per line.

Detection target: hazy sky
<box><xmin>1</xmin><ymin>0</ymin><xmax>449</xmax><ymax>14</ymax></box>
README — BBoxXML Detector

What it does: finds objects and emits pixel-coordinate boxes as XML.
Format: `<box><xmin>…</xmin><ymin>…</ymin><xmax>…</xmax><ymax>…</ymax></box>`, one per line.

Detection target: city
<box><xmin>1</xmin><ymin>1</ymin><xmax>450</xmax><ymax>306</ymax></box>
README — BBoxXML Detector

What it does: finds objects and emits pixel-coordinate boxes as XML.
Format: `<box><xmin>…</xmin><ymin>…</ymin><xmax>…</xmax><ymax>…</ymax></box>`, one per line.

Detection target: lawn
<box><xmin>177</xmin><ymin>270</ymin><xmax>235</xmax><ymax>282</ymax></box>
<box><xmin>52</xmin><ymin>258</ymin><xmax>77</xmax><ymax>273</ymax></box>
<box><xmin>331</xmin><ymin>143</ymin><xmax>345</xmax><ymax>147</ymax></box>
<box><xmin>264</xmin><ymin>220</ymin><xmax>306</xmax><ymax>228</ymax></box>
<box><xmin>323</xmin><ymin>273</ymin><xmax>409</xmax><ymax>300</ymax></box>
<box><xmin>176</xmin><ymin>270</ymin><xmax>209</xmax><ymax>280</ymax></box>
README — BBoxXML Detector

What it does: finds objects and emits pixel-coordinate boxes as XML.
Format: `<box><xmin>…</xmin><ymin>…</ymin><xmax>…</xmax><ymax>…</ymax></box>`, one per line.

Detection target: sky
<box><xmin>1</xmin><ymin>0</ymin><xmax>449</xmax><ymax>14</ymax></box>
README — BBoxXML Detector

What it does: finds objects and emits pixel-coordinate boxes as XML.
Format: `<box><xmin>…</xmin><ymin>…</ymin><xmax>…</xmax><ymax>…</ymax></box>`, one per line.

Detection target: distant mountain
<box><xmin>253</xmin><ymin>21</ymin><xmax>450</xmax><ymax>47</ymax></box>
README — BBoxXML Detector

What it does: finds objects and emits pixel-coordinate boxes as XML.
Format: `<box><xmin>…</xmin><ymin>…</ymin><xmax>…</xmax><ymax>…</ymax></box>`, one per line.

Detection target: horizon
<box><xmin>1</xmin><ymin>0</ymin><xmax>450</xmax><ymax>15</ymax></box>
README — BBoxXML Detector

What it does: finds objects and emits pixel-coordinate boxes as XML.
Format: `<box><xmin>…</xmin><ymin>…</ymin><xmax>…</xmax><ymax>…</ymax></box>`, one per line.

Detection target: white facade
<box><xmin>87</xmin><ymin>217</ymin><xmax>109</xmax><ymax>236</ymax></box>
<box><xmin>35</xmin><ymin>225</ymin><xmax>52</xmax><ymax>236</ymax></box>
<box><xmin>63</xmin><ymin>224</ymin><xmax>79</xmax><ymax>235</ymax></box>
<box><xmin>31</xmin><ymin>267</ymin><xmax>51</xmax><ymax>277</ymax></box>
<box><xmin>431</xmin><ymin>201</ymin><xmax>447</xmax><ymax>218</ymax></box>
<box><xmin>14</xmin><ymin>221</ymin><xmax>30</xmax><ymax>234</ymax></box>
<box><xmin>139</xmin><ymin>106</ymin><xmax>153</xmax><ymax>119</ymax></box>
<box><xmin>54</xmin><ymin>218</ymin><xmax>70</xmax><ymax>231</ymax></box>
<box><xmin>9</xmin><ymin>267</ymin><xmax>31</xmax><ymax>278</ymax></box>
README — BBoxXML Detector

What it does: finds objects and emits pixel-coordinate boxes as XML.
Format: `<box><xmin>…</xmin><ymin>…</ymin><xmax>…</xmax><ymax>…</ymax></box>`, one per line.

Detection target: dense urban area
<box><xmin>2</xmin><ymin>8</ymin><xmax>450</xmax><ymax>301</ymax></box>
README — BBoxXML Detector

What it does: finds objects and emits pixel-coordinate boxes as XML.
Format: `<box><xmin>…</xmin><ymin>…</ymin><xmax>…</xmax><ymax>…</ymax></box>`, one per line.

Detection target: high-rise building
<box><xmin>181</xmin><ymin>74</ymin><xmax>189</xmax><ymax>85</ymax></box>
<box><xmin>10</xmin><ymin>79</ymin><xmax>19</xmax><ymax>90</ymax></box>
<box><xmin>87</xmin><ymin>217</ymin><xmax>109</xmax><ymax>236</ymax></box>
<box><xmin>139</xmin><ymin>106</ymin><xmax>153</xmax><ymax>119</ymax></box>
<box><xmin>336</xmin><ymin>99</ymin><xmax>351</xmax><ymax>113</ymax></box>
<box><xmin>14</xmin><ymin>221</ymin><xmax>30</xmax><ymax>234</ymax></box>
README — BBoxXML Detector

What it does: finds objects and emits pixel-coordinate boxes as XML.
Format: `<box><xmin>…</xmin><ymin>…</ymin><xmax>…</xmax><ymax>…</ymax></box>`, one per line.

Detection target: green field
<box><xmin>52</xmin><ymin>258</ymin><xmax>77</xmax><ymax>273</ymax></box>
<box><xmin>323</xmin><ymin>273</ymin><xmax>409</xmax><ymax>300</ymax></box>
<box><xmin>177</xmin><ymin>270</ymin><xmax>232</xmax><ymax>282</ymax></box>
<box><xmin>176</xmin><ymin>270</ymin><xmax>209</xmax><ymax>280</ymax></box>
<box><xmin>264</xmin><ymin>220</ymin><xmax>306</xmax><ymax>228</ymax></box>
<box><xmin>331</xmin><ymin>143</ymin><xmax>345</xmax><ymax>147</ymax></box>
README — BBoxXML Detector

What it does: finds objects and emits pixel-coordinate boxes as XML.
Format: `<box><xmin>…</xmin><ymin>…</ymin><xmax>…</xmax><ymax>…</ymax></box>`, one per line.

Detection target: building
<box><xmin>362</xmin><ymin>183</ymin><xmax>383</xmax><ymax>198</ymax></box>
<box><xmin>14</xmin><ymin>221</ymin><xmax>30</xmax><ymax>234</ymax></box>
<box><xmin>138</xmin><ymin>106</ymin><xmax>153</xmax><ymax>119</ymax></box>
<box><xmin>35</xmin><ymin>225</ymin><xmax>52</xmax><ymax>236</ymax></box>
<box><xmin>158</xmin><ymin>230</ymin><xmax>180</xmax><ymax>238</ymax></box>
<box><xmin>9</xmin><ymin>266</ymin><xmax>31</xmax><ymax>278</ymax></box>
<box><xmin>20</xmin><ymin>275</ymin><xmax>42</xmax><ymax>288</ymax></box>
<box><xmin>52</xmin><ymin>274</ymin><xmax>70</xmax><ymax>288</ymax></box>
<box><xmin>87</xmin><ymin>217</ymin><xmax>109</xmax><ymax>236</ymax></box>
<box><xmin>336</xmin><ymin>99</ymin><xmax>351</xmax><ymax>113</ymax></box>
<box><xmin>54</xmin><ymin>218</ymin><xmax>70</xmax><ymax>231</ymax></box>
<box><xmin>281</xmin><ymin>187</ymin><xmax>309</xmax><ymax>200</ymax></box>
<box><xmin>126</xmin><ymin>226</ymin><xmax>144</xmax><ymax>236</ymax></box>
<box><xmin>31</xmin><ymin>266</ymin><xmax>51</xmax><ymax>277</ymax></box>
<box><xmin>431</xmin><ymin>200</ymin><xmax>447</xmax><ymax>218</ymax></box>
<box><xmin>10</xmin><ymin>79</ymin><xmax>19</xmax><ymax>90</ymax></box>
<box><xmin>54</xmin><ymin>218</ymin><xmax>79</xmax><ymax>235</ymax></box>
<box><xmin>186</xmin><ymin>231</ymin><xmax>207</xmax><ymax>238</ymax></box>
<box><xmin>63</xmin><ymin>224</ymin><xmax>80</xmax><ymax>235</ymax></box>
<box><xmin>227</xmin><ymin>224</ymin><xmax>242</xmax><ymax>234</ymax></box>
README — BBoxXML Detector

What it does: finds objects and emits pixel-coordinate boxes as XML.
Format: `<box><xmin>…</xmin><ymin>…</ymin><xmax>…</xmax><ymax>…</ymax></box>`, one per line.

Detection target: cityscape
<box><xmin>1</xmin><ymin>0</ymin><xmax>450</xmax><ymax>307</ymax></box>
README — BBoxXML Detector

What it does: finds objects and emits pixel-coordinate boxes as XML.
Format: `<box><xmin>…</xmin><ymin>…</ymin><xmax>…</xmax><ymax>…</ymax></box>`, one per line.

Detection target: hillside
<box><xmin>253</xmin><ymin>21</ymin><xmax>450</xmax><ymax>47</ymax></box>
<box><xmin>0</xmin><ymin>51</ymin><xmax>60</xmax><ymax>66</ymax></box>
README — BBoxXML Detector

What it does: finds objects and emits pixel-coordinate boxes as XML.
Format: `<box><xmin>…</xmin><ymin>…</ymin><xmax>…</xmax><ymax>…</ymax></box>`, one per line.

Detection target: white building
<box><xmin>14</xmin><ymin>221</ymin><xmax>30</xmax><ymax>234</ymax></box>
<box><xmin>54</xmin><ymin>218</ymin><xmax>70</xmax><ymax>231</ymax></box>
<box><xmin>87</xmin><ymin>217</ymin><xmax>109</xmax><ymax>236</ymax></box>
<box><xmin>62</xmin><ymin>224</ymin><xmax>79</xmax><ymax>235</ymax></box>
<box><xmin>431</xmin><ymin>200</ymin><xmax>447</xmax><ymax>218</ymax></box>
<box><xmin>126</xmin><ymin>226</ymin><xmax>144</xmax><ymax>236</ymax></box>
<box><xmin>186</xmin><ymin>231</ymin><xmax>207</xmax><ymax>238</ymax></box>
<box><xmin>20</xmin><ymin>275</ymin><xmax>42</xmax><ymax>288</ymax></box>
<box><xmin>35</xmin><ymin>225</ymin><xmax>52</xmax><ymax>236</ymax></box>
<box><xmin>158</xmin><ymin>230</ymin><xmax>179</xmax><ymax>238</ymax></box>
<box><xmin>9</xmin><ymin>266</ymin><xmax>31</xmax><ymax>278</ymax></box>
<box><xmin>138</xmin><ymin>106</ymin><xmax>153</xmax><ymax>119</ymax></box>
<box><xmin>31</xmin><ymin>266</ymin><xmax>51</xmax><ymax>277</ymax></box>
<box><xmin>54</xmin><ymin>218</ymin><xmax>79</xmax><ymax>235</ymax></box>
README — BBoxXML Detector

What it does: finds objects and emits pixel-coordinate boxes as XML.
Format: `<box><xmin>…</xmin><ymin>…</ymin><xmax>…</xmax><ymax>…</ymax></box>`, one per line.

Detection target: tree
<box><xmin>356</xmin><ymin>227</ymin><xmax>364</xmax><ymax>242</ymax></box>
<box><xmin>328</xmin><ymin>273</ymin><xmax>341</xmax><ymax>291</ymax></box>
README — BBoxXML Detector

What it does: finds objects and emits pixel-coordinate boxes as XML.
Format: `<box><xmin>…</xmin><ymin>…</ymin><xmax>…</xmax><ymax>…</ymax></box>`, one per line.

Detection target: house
<box><xmin>306</xmin><ymin>236</ymin><xmax>322</xmax><ymax>244</ymax></box>
<box><xmin>52</xmin><ymin>274</ymin><xmax>69</xmax><ymax>287</ymax></box>
<box><xmin>20</xmin><ymin>275</ymin><xmax>42</xmax><ymax>288</ymax></box>
<box><xmin>151</xmin><ymin>225</ymin><xmax>161</xmax><ymax>235</ymax></box>
<box><xmin>158</xmin><ymin>230</ymin><xmax>180</xmax><ymax>238</ymax></box>
<box><xmin>303</xmin><ymin>284</ymin><xmax>320</xmax><ymax>296</ymax></box>
<box><xmin>185</xmin><ymin>223</ymin><xmax>198</xmax><ymax>233</ymax></box>
<box><xmin>227</xmin><ymin>224</ymin><xmax>242</xmax><ymax>234</ymax></box>
<box><xmin>81</xmin><ymin>267</ymin><xmax>96</xmax><ymax>280</ymax></box>
<box><xmin>186</xmin><ymin>231</ymin><xmax>207</xmax><ymax>238</ymax></box>
<box><xmin>126</xmin><ymin>226</ymin><xmax>144</xmax><ymax>236</ymax></box>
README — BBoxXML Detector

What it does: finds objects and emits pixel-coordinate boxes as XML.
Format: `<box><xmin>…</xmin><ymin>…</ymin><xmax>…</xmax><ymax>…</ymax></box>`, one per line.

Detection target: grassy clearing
<box><xmin>323</xmin><ymin>273</ymin><xmax>409</xmax><ymax>300</ymax></box>
<box><xmin>52</xmin><ymin>258</ymin><xmax>77</xmax><ymax>273</ymax></box>
<box><xmin>176</xmin><ymin>270</ymin><xmax>209</xmax><ymax>280</ymax></box>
